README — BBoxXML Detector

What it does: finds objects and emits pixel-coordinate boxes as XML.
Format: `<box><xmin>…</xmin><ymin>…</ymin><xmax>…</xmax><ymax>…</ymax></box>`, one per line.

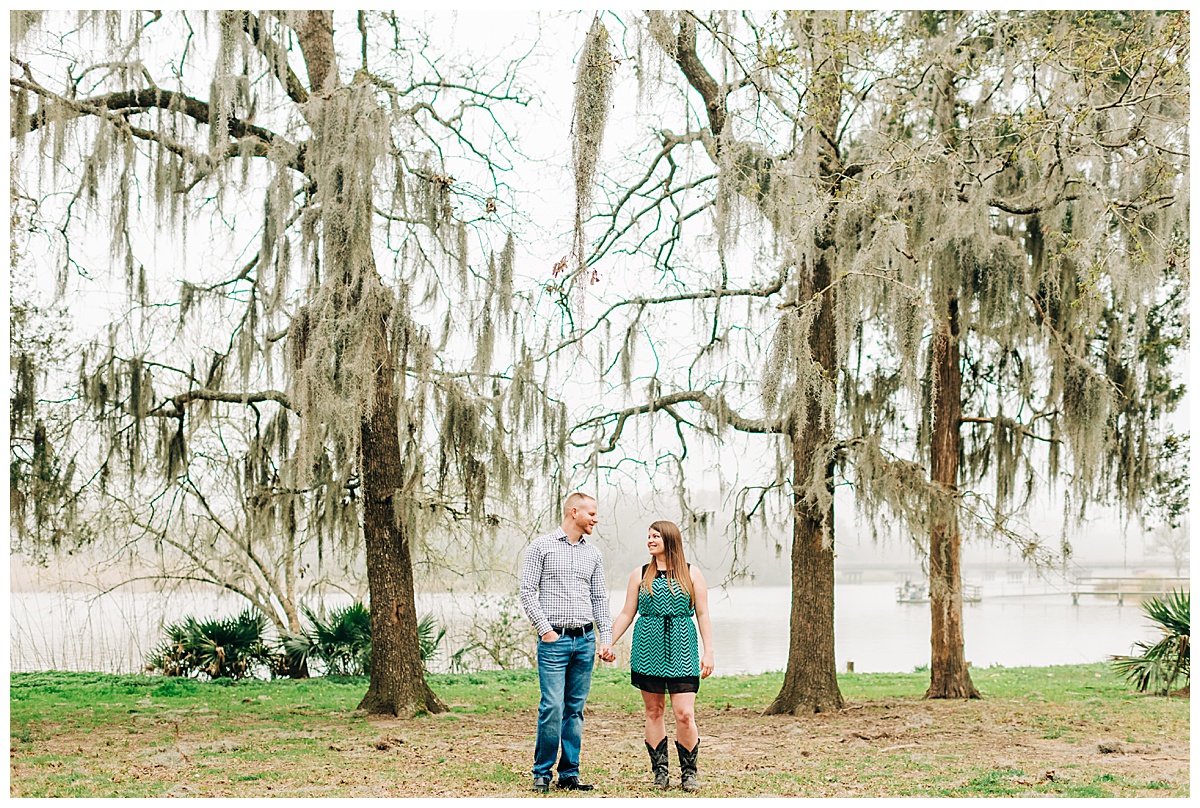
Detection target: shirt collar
<box><xmin>552</xmin><ymin>526</ymin><xmax>587</xmax><ymax>545</ymax></box>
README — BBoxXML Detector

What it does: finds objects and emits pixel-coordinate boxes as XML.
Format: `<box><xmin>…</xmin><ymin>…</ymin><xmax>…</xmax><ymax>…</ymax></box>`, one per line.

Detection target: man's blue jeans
<box><xmin>532</xmin><ymin>630</ymin><xmax>595</xmax><ymax>780</ymax></box>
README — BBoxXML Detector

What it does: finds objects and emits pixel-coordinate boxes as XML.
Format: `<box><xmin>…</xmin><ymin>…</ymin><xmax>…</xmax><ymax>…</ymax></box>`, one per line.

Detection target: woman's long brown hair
<box><xmin>639</xmin><ymin>520</ymin><xmax>695</xmax><ymax>608</ymax></box>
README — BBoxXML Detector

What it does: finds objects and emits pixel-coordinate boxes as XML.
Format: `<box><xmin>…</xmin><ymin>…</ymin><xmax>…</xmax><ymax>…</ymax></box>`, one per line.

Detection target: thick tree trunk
<box><xmin>925</xmin><ymin>296</ymin><xmax>979</xmax><ymax>700</ymax></box>
<box><xmin>356</xmin><ymin>310</ymin><xmax>447</xmax><ymax>716</ymax></box>
<box><xmin>764</xmin><ymin>247</ymin><xmax>844</xmax><ymax>715</ymax></box>
<box><xmin>293</xmin><ymin>11</ymin><xmax>336</xmax><ymax>93</ymax></box>
<box><xmin>287</xmin><ymin>11</ymin><xmax>442</xmax><ymax>715</ymax></box>
<box><xmin>764</xmin><ymin>17</ymin><xmax>848</xmax><ymax>714</ymax></box>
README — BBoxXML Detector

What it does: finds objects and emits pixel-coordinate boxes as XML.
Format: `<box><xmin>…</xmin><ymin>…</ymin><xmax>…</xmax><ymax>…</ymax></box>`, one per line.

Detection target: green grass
<box><xmin>10</xmin><ymin>663</ymin><xmax>1190</xmax><ymax>798</ymax></box>
<box><xmin>14</xmin><ymin>664</ymin><xmax>1137</xmax><ymax>725</ymax></box>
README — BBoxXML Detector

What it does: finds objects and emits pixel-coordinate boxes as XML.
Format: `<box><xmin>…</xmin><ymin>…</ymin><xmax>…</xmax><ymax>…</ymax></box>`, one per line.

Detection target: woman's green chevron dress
<box><xmin>630</xmin><ymin>566</ymin><xmax>699</xmax><ymax>691</ymax></box>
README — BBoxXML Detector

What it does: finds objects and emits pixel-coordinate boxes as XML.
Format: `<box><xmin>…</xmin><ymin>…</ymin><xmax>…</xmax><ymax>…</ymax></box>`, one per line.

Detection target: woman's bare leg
<box><xmin>670</xmin><ymin>691</ymin><xmax>698</xmax><ymax>749</ymax></box>
<box><xmin>640</xmin><ymin>690</ymin><xmax>667</xmax><ymax>745</ymax></box>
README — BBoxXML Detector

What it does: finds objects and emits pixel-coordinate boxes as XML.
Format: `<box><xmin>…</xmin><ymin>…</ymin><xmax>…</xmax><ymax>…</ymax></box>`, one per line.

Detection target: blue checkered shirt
<box><xmin>518</xmin><ymin>527</ymin><xmax>613</xmax><ymax>644</ymax></box>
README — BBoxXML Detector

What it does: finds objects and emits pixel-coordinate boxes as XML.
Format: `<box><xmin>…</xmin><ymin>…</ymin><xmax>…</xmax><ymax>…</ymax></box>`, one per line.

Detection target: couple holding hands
<box><xmin>517</xmin><ymin>492</ymin><xmax>715</xmax><ymax>794</ymax></box>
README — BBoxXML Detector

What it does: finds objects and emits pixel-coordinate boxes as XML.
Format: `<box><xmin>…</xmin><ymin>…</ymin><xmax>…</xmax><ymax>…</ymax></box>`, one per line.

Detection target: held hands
<box><xmin>539</xmin><ymin>630</ymin><xmax>615</xmax><ymax>662</ymax></box>
<box><xmin>700</xmin><ymin>652</ymin><xmax>714</xmax><ymax>679</ymax></box>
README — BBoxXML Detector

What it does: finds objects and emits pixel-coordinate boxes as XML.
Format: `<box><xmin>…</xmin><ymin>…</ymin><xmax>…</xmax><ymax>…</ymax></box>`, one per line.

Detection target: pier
<box><xmin>1068</xmin><ymin>576</ymin><xmax>1189</xmax><ymax>605</ymax></box>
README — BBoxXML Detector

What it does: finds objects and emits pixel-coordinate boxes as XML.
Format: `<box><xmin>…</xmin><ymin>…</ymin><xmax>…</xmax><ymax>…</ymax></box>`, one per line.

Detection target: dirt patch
<box><xmin>356</xmin><ymin>697</ymin><xmax>1189</xmax><ymax>797</ymax></box>
<box><xmin>11</xmin><ymin>696</ymin><xmax>1189</xmax><ymax>797</ymax></box>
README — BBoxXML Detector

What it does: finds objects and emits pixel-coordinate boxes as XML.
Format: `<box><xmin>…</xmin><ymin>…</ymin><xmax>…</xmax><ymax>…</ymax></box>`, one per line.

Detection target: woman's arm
<box><xmin>691</xmin><ymin>566</ymin><xmax>714</xmax><ymax>678</ymax></box>
<box><xmin>609</xmin><ymin>569</ymin><xmax>641</xmax><ymax>646</ymax></box>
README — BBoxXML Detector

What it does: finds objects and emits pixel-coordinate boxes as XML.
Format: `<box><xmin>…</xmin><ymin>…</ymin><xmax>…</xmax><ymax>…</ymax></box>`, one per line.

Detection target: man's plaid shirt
<box><xmin>518</xmin><ymin>527</ymin><xmax>613</xmax><ymax>644</ymax></box>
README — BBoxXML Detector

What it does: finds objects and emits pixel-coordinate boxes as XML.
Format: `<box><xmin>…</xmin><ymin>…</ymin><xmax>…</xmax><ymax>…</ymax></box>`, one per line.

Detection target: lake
<box><xmin>9</xmin><ymin>580</ymin><xmax>1159</xmax><ymax>676</ymax></box>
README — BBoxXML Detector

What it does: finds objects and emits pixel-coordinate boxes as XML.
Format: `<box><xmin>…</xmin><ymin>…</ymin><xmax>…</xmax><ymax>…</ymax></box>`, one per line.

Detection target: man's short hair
<box><xmin>563</xmin><ymin>492</ymin><xmax>596</xmax><ymax>516</ymax></box>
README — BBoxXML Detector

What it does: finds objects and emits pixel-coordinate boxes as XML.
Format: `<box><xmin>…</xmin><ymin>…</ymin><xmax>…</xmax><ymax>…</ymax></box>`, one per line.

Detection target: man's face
<box><xmin>571</xmin><ymin>500</ymin><xmax>599</xmax><ymax>535</ymax></box>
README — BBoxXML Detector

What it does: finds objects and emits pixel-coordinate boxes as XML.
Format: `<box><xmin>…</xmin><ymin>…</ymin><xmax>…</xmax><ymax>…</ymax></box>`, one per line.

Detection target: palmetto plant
<box><xmin>1111</xmin><ymin>589</ymin><xmax>1190</xmax><ymax>695</ymax></box>
<box><xmin>147</xmin><ymin>609</ymin><xmax>274</xmax><ymax>680</ymax></box>
<box><xmin>281</xmin><ymin>603</ymin><xmax>371</xmax><ymax>677</ymax></box>
<box><xmin>281</xmin><ymin>603</ymin><xmax>445</xmax><ymax>676</ymax></box>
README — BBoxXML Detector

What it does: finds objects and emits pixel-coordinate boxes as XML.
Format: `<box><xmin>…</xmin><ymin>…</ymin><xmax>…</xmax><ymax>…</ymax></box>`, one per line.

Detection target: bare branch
<box><xmin>574</xmin><ymin>389</ymin><xmax>785</xmax><ymax>454</ymax></box>
<box><xmin>960</xmin><ymin>415</ymin><xmax>1061</xmax><ymax>444</ymax></box>
<box><xmin>541</xmin><ymin>273</ymin><xmax>786</xmax><ymax>362</ymax></box>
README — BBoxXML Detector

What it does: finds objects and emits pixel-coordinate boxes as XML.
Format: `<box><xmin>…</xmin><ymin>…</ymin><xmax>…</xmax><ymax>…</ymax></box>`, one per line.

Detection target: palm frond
<box><xmin>146</xmin><ymin>608</ymin><xmax>273</xmax><ymax>679</ymax></box>
<box><xmin>1143</xmin><ymin>589</ymin><xmax>1190</xmax><ymax>639</ymax></box>
<box><xmin>417</xmin><ymin>613</ymin><xmax>446</xmax><ymax>662</ymax></box>
<box><xmin>1111</xmin><ymin>589</ymin><xmax>1190</xmax><ymax>694</ymax></box>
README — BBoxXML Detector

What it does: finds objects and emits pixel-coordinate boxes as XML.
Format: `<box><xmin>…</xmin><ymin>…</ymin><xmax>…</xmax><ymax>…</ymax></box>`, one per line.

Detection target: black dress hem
<box><xmin>630</xmin><ymin>670</ymin><xmax>700</xmax><ymax>694</ymax></box>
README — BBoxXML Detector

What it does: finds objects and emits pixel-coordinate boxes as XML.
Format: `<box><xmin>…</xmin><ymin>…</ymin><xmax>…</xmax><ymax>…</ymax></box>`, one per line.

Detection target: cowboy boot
<box><xmin>676</xmin><ymin>739</ymin><xmax>700</xmax><ymax>792</ymax></box>
<box><xmin>645</xmin><ymin>737</ymin><xmax>670</xmax><ymax>789</ymax></box>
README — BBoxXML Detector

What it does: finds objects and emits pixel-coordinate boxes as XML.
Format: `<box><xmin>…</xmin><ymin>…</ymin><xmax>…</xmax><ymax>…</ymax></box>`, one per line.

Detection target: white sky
<box><xmin>5</xmin><ymin>9</ymin><xmax>1192</xmax><ymax>576</ymax></box>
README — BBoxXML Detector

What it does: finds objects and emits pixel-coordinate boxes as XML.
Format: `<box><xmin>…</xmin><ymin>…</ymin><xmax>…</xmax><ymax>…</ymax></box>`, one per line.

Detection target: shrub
<box><xmin>1111</xmin><ymin>589</ymin><xmax>1190</xmax><ymax>695</ymax></box>
<box><xmin>448</xmin><ymin>593</ymin><xmax>534</xmax><ymax>673</ymax></box>
<box><xmin>282</xmin><ymin>602</ymin><xmax>371</xmax><ymax>676</ymax></box>
<box><xmin>281</xmin><ymin>602</ymin><xmax>445</xmax><ymax>676</ymax></box>
<box><xmin>146</xmin><ymin>609</ymin><xmax>275</xmax><ymax>680</ymax></box>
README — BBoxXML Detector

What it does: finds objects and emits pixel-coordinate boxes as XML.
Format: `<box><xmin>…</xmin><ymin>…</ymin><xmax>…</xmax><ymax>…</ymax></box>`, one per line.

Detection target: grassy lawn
<box><xmin>9</xmin><ymin>663</ymin><xmax>1189</xmax><ymax>797</ymax></box>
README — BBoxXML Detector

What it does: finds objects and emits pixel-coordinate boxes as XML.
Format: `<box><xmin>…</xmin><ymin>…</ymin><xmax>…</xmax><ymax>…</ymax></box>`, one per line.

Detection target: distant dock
<box><xmin>886</xmin><ymin>574</ymin><xmax>1189</xmax><ymax>605</ymax></box>
<box><xmin>1068</xmin><ymin>576</ymin><xmax>1189</xmax><ymax>605</ymax></box>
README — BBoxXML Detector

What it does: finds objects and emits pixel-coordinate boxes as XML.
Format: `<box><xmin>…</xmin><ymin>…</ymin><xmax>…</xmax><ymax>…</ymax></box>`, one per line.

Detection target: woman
<box><xmin>611</xmin><ymin>520</ymin><xmax>714</xmax><ymax>792</ymax></box>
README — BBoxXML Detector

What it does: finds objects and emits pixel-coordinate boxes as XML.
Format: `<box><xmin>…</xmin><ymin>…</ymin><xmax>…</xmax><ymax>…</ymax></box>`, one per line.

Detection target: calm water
<box><xmin>9</xmin><ymin>582</ymin><xmax>1156</xmax><ymax>676</ymax></box>
<box><xmin>704</xmin><ymin>582</ymin><xmax>1154</xmax><ymax>674</ymax></box>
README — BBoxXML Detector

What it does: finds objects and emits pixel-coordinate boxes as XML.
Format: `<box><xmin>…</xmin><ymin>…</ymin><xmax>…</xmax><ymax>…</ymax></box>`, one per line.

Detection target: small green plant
<box><xmin>146</xmin><ymin>609</ymin><xmax>274</xmax><ymax>680</ymax></box>
<box><xmin>418</xmin><ymin>612</ymin><xmax>447</xmax><ymax>663</ymax></box>
<box><xmin>1110</xmin><ymin>589</ymin><xmax>1189</xmax><ymax>695</ymax></box>
<box><xmin>281</xmin><ymin>603</ymin><xmax>444</xmax><ymax>676</ymax></box>
<box><xmin>281</xmin><ymin>602</ymin><xmax>371</xmax><ymax>676</ymax></box>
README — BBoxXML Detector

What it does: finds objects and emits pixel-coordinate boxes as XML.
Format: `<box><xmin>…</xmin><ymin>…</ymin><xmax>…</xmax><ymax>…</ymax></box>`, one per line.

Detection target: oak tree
<box><xmin>11</xmin><ymin>10</ymin><xmax>554</xmax><ymax>714</ymax></box>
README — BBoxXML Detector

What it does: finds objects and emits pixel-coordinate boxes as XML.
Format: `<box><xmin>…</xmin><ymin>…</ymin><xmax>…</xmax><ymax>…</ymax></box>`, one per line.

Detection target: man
<box><xmin>519</xmin><ymin>492</ymin><xmax>615</xmax><ymax>793</ymax></box>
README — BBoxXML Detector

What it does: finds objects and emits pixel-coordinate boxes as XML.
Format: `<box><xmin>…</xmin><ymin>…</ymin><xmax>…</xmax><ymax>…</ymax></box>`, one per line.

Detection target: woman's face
<box><xmin>646</xmin><ymin>528</ymin><xmax>665</xmax><ymax>558</ymax></box>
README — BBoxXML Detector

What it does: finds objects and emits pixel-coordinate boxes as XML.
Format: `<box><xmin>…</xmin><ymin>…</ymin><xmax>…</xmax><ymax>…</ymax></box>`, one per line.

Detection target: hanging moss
<box><xmin>570</xmin><ymin>16</ymin><xmax>616</xmax><ymax>283</ymax></box>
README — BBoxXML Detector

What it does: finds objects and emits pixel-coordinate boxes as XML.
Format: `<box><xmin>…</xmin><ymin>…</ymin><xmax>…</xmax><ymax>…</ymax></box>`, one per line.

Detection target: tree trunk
<box><xmin>287</xmin><ymin>10</ymin><xmax>442</xmax><ymax>715</ymax></box>
<box><xmin>764</xmin><ymin>247</ymin><xmax>844</xmax><ymax>715</ymax></box>
<box><xmin>277</xmin><ymin>653</ymin><xmax>310</xmax><ymax>680</ymax></box>
<box><xmin>925</xmin><ymin>295</ymin><xmax>980</xmax><ymax>700</ymax></box>
<box><xmin>356</xmin><ymin>301</ymin><xmax>447</xmax><ymax>716</ymax></box>
<box><xmin>764</xmin><ymin>15</ymin><xmax>847</xmax><ymax>715</ymax></box>
<box><xmin>265</xmin><ymin>599</ymin><xmax>309</xmax><ymax>679</ymax></box>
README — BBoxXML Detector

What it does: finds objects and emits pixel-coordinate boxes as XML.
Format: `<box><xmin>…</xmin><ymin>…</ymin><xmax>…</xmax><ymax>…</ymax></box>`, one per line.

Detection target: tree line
<box><xmin>10</xmin><ymin>10</ymin><xmax>1188</xmax><ymax>716</ymax></box>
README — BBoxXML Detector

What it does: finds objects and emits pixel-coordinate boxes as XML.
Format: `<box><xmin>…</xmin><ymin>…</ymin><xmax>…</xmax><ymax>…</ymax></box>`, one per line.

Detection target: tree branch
<box><xmin>242</xmin><ymin>11</ymin><xmax>309</xmax><ymax>105</ymax></box>
<box><xmin>151</xmin><ymin>388</ymin><xmax>295</xmax><ymax>418</ymax></box>
<box><xmin>540</xmin><ymin>273</ymin><xmax>785</xmax><ymax>362</ymax></box>
<box><xmin>11</xmin><ymin>77</ymin><xmax>306</xmax><ymax>173</ymax></box>
<box><xmin>960</xmin><ymin>415</ymin><xmax>1061</xmax><ymax>444</ymax></box>
<box><xmin>651</xmin><ymin>13</ymin><xmax>726</xmax><ymax>139</ymax></box>
<box><xmin>574</xmin><ymin>390</ymin><xmax>784</xmax><ymax>454</ymax></box>
<box><xmin>184</xmin><ymin>476</ymin><xmax>287</xmax><ymax>613</ymax></box>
